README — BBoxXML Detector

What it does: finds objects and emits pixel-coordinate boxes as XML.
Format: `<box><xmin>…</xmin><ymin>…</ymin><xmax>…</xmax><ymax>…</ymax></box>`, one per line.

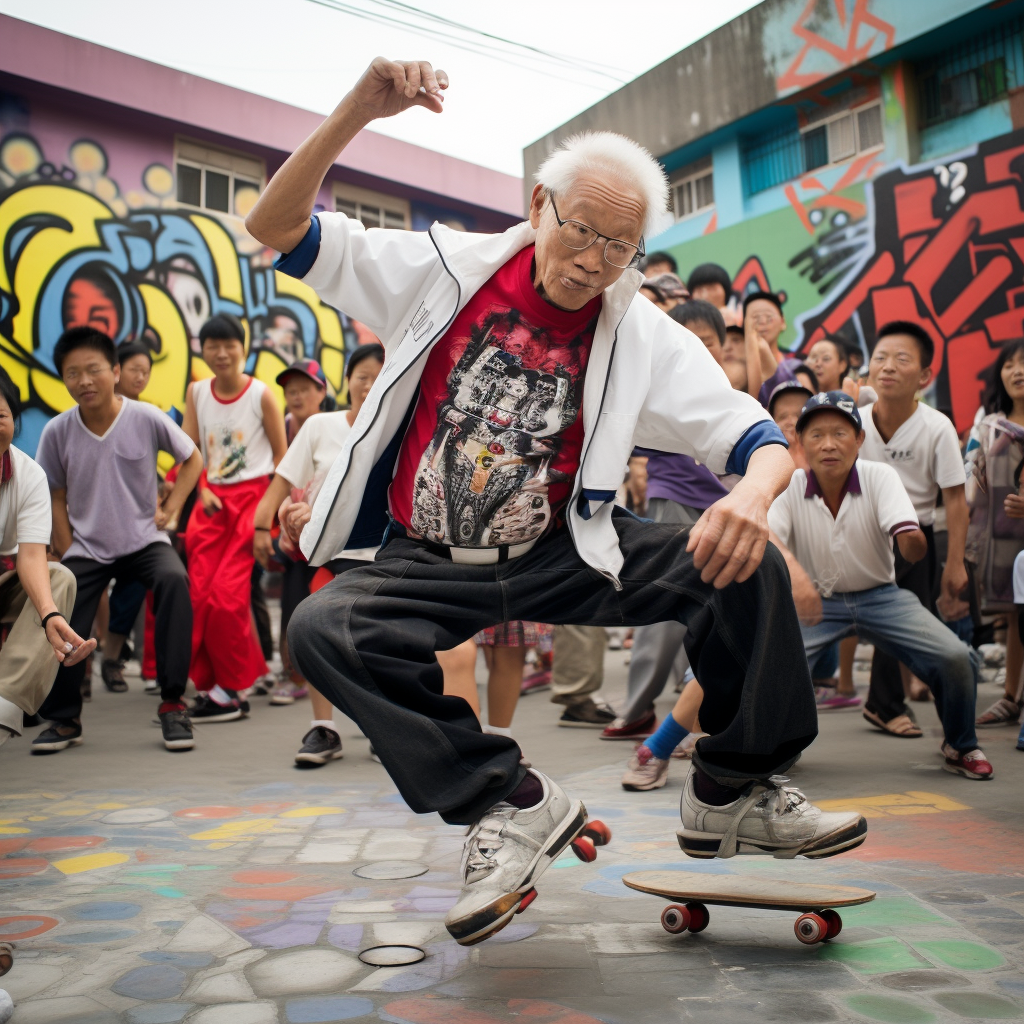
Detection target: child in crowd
<box><xmin>34</xmin><ymin>328</ymin><xmax>202</xmax><ymax>753</ymax></box>
<box><xmin>183</xmin><ymin>314</ymin><xmax>287</xmax><ymax>722</ymax></box>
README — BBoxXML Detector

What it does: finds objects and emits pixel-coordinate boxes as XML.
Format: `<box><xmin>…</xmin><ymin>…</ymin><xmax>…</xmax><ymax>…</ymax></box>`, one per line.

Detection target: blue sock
<box><xmin>645</xmin><ymin>715</ymin><xmax>689</xmax><ymax>760</ymax></box>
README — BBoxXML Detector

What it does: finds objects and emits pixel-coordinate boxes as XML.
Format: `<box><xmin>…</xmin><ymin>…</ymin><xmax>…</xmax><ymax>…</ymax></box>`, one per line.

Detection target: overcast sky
<box><xmin>0</xmin><ymin>0</ymin><xmax>760</xmax><ymax>177</ymax></box>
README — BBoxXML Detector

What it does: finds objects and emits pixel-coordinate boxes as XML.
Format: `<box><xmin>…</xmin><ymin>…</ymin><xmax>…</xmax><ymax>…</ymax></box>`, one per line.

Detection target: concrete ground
<box><xmin>1</xmin><ymin>642</ymin><xmax>1023</xmax><ymax>1024</ymax></box>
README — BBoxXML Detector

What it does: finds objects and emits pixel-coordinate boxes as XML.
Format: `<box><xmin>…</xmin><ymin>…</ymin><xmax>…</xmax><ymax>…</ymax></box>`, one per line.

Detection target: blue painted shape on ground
<box><xmin>285</xmin><ymin>995</ymin><xmax>375</xmax><ymax>1022</ymax></box>
<box><xmin>58</xmin><ymin>928</ymin><xmax>137</xmax><ymax>943</ymax></box>
<box><xmin>244</xmin><ymin>921</ymin><xmax>323</xmax><ymax>948</ymax></box>
<box><xmin>68</xmin><ymin>901</ymin><xmax>141</xmax><ymax>920</ymax></box>
<box><xmin>112</xmin><ymin>964</ymin><xmax>187</xmax><ymax>999</ymax></box>
<box><xmin>151</xmin><ymin>887</ymin><xmax>186</xmax><ymax>898</ymax></box>
<box><xmin>327</xmin><ymin>924</ymin><xmax>363</xmax><ymax>950</ymax></box>
<box><xmin>139</xmin><ymin>951</ymin><xmax>214</xmax><ymax>967</ymax></box>
<box><xmin>125</xmin><ymin>1005</ymin><xmax>193</xmax><ymax>1024</ymax></box>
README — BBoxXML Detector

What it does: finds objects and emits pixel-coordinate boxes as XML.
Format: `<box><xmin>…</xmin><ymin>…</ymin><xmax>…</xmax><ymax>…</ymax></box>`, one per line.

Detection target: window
<box><xmin>670</xmin><ymin>157</ymin><xmax>714</xmax><ymax>219</ymax></box>
<box><xmin>333</xmin><ymin>182</ymin><xmax>410</xmax><ymax>230</ymax></box>
<box><xmin>801</xmin><ymin>101</ymin><xmax>883</xmax><ymax>172</ymax></box>
<box><xmin>174</xmin><ymin>139</ymin><xmax>263</xmax><ymax>218</ymax></box>
<box><xmin>918</xmin><ymin>16</ymin><xmax>1022</xmax><ymax>127</ymax></box>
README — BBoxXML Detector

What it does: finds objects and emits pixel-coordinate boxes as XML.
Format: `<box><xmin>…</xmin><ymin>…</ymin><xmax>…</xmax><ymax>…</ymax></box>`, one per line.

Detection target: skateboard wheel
<box><xmin>571</xmin><ymin>836</ymin><xmax>597</xmax><ymax>863</ymax></box>
<box><xmin>0</xmin><ymin>942</ymin><xmax>13</xmax><ymax>978</ymax></box>
<box><xmin>685</xmin><ymin>901</ymin><xmax>710</xmax><ymax>933</ymax></box>
<box><xmin>794</xmin><ymin>912</ymin><xmax>828</xmax><ymax>944</ymax></box>
<box><xmin>661</xmin><ymin>904</ymin><xmax>691</xmax><ymax>934</ymax></box>
<box><xmin>516</xmin><ymin>888</ymin><xmax>538</xmax><ymax>914</ymax></box>
<box><xmin>582</xmin><ymin>820</ymin><xmax>611</xmax><ymax>847</ymax></box>
<box><xmin>820</xmin><ymin>908</ymin><xmax>842</xmax><ymax>940</ymax></box>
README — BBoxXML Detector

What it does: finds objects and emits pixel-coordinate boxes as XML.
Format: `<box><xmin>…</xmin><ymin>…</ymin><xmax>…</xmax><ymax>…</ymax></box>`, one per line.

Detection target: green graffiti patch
<box><xmin>845</xmin><ymin>994</ymin><xmax>936</xmax><ymax>1023</ymax></box>
<box><xmin>913</xmin><ymin>940</ymin><xmax>1006</xmax><ymax>971</ymax></box>
<box><xmin>820</xmin><ymin>937</ymin><xmax>930</xmax><ymax>974</ymax></box>
<box><xmin>841</xmin><ymin>899</ymin><xmax>948</xmax><ymax>928</ymax></box>
<box><xmin>932</xmin><ymin>992</ymin><xmax>1024</xmax><ymax>1018</ymax></box>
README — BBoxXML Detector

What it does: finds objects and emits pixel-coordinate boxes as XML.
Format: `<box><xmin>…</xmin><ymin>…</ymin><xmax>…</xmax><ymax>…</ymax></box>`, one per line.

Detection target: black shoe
<box><xmin>22</xmin><ymin>712</ymin><xmax>41</xmax><ymax>729</ymax></box>
<box><xmin>159</xmin><ymin>704</ymin><xmax>195</xmax><ymax>751</ymax></box>
<box><xmin>295</xmin><ymin>726</ymin><xmax>343</xmax><ymax>766</ymax></box>
<box><xmin>189</xmin><ymin>693</ymin><xmax>243</xmax><ymax>723</ymax></box>
<box><xmin>100</xmin><ymin>659</ymin><xmax>129</xmax><ymax>693</ymax></box>
<box><xmin>31</xmin><ymin>721</ymin><xmax>83</xmax><ymax>754</ymax></box>
<box><xmin>558</xmin><ymin>699</ymin><xmax>617</xmax><ymax>728</ymax></box>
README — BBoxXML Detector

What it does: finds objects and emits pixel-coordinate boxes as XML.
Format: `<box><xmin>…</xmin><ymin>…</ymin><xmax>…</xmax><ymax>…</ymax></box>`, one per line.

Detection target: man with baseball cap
<box><xmin>767</xmin><ymin>392</ymin><xmax>991</xmax><ymax>779</ymax></box>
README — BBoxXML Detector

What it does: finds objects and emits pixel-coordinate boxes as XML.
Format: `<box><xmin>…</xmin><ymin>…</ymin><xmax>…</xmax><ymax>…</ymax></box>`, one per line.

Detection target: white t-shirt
<box><xmin>859</xmin><ymin>401</ymin><xmax>966</xmax><ymax>526</ymax></box>
<box><xmin>0</xmin><ymin>445</ymin><xmax>52</xmax><ymax>557</ymax></box>
<box><xmin>768</xmin><ymin>460</ymin><xmax>919</xmax><ymax>597</ymax></box>
<box><xmin>276</xmin><ymin>411</ymin><xmax>352</xmax><ymax>505</ymax></box>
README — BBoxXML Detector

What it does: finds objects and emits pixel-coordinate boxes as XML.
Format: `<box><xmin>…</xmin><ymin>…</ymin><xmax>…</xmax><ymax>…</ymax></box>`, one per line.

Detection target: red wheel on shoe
<box><xmin>794</xmin><ymin>912</ymin><xmax>828</xmax><ymax>944</ymax></box>
<box><xmin>581</xmin><ymin>820</ymin><xmax>611</xmax><ymax>847</ymax></box>
<box><xmin>820</xmin><ymin>908</ymin><xmax>842</xmax><ymax>940</ymax></box>
<box><xmin>516</xmin><ymin>888</ymin><xmax>538</xmax><ymax>914</ymax></box>
<box><xmin>685</xmin><ymin>902</ymin><xmax>709</xmax><ymax>933</ymax></box>
<box><xmin>571</xmin><ymin>836</ymin><xmax>597</xmax><ymax>863</ymax></box>
<box><xmin>661</xmin><ymin>904</ymin><xmax>691</xmax><ymax>934</ymax></box>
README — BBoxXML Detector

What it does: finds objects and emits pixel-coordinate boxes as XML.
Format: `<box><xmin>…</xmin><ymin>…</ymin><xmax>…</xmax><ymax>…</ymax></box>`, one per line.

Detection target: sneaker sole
<box><xmin>622</xmin><ymin>776</ymin><xmax>668</xmax><ymax>791</ymax></box>
<box><xmin>446</xmin><ymin>801</ymin><xmax>589</xmax><ymax>946</ymax></box>
<box><xmin>295</xmin><ymin>750</ymin><xmax>344</xmax><ymax>765</ymax></box>
<box><xmin>31</xmin><ymin>736</ymin><xmax>83</xmax><ymax>754</ymax></box>
<box><xmin>942</xmin><ymin>762</ymin><xmax>993</xmax><ymax>780</ymax></box>
<box><xmin>601</xmin><ymin>732</ymin><xmax>655</xmax><ymax>741</ymax></box>
<box><xmin>191</xmin><ymin>710</ymin><xmax>243</xmax><ymax>723</ymax></box>
<box><xmin>559</xmin><ymin>720</ymin><xmax>615</xmax><ymax>729</ymax></box>
<box><xmin>676</xmin><ymin>816</ymin><xmax>868</xmax><ymax>860</ymax></box>
<box><xmin>269</xmin><ymin>697</ymin><xmax>296</xmax><ymax>706</ymax></box>
<box><xmin>164</xmin><ymin>738</ymin><xmax>195</xmax><ymax>750</ymax></box>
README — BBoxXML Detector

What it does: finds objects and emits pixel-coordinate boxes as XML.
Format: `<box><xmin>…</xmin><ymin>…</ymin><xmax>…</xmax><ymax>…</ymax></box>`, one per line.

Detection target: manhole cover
<box><xmin>353</xmin><ymin>861</ymin><xmax>428</xmax><ymax>879</ymax></box>
<box><xmin>358</xmin><ymin>945</ymin><xmax>425</xmax><ymax>966</ymax></box>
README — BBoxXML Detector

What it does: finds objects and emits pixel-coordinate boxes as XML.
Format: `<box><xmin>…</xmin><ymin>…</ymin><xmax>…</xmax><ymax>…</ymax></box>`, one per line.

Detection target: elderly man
<box><xmin>246</xmin><ymin>58</ymin><xmax>866</xmax><ymax>946</ymax></box>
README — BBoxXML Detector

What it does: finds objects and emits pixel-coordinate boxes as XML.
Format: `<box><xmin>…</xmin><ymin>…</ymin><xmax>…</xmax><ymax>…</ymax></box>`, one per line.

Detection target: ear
<box><xmin>112</xmin><ymin>363</ymin><xmax>121</xmax><ymax>385</ymax></box>
<box><xmin>918</xmin><ymin>364</ymin><xmax>934</xmax><ymax>390</ymax></box>
<box><xmin>528</xmin><ymin>184</ymin><xmax>546</xmax><ymax>229</ymax></box>
<box><xmin>856</xmin><ymin>429</ymin><xmax>865</xmax><ymax>451</ymax></box>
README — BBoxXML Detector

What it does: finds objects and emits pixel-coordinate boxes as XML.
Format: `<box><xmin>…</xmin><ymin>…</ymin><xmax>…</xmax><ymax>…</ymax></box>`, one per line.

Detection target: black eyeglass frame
<box><xmin>548</xmin><ymin>195</ymin><xmax>646</xmax><ymax>269</ymax></box>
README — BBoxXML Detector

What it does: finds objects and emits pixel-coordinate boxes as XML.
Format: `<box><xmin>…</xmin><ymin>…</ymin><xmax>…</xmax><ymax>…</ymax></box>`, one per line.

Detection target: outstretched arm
<box><xmin>246</xmin><ymin>58</ymin><xmax>448</xmax><ymax>254</ymax></box>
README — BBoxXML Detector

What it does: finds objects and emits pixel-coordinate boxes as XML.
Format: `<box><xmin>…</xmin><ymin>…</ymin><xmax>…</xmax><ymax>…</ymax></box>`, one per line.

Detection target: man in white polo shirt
<box><xmin>0</xmin><ymin>367</ymin><xmax>95</xmax><ymax>748</ymax></box>
<box><xmin>859</xmin><ymin>321</ymin><xmax>968</xmax><ymax>735</ymax></box>
<box><xmin>768</xmin><ymin>391</ymin><xmax>990</xmax><ymax>780</ymax></box>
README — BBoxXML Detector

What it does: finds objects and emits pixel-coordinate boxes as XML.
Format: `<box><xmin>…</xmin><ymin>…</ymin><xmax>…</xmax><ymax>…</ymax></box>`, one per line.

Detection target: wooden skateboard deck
<box><xmin>623</xmin><ymin>870</ymin><xmax>875</xmax><ymax>944</ymax></box>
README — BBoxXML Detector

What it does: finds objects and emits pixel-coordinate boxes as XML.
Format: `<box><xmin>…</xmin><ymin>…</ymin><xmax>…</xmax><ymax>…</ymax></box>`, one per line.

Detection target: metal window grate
<box><xmin>918</xmin><ymin>15</ymin><xmax>1024</xmax><ymax>126</ymax></box>
<box><xmin>741</xmin><ymin>120</ymin><xmax>804</xmax><ymax>196</ymax></box>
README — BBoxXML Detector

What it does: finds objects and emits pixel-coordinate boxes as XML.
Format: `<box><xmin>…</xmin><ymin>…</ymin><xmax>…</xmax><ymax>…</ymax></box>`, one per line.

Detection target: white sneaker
<box><xmin>677</xmin><ymin>771</ymin><xmax>867</xmax><ymax>860</ymax></box>
<box><xmin>621</xmin><ymin>746</ymin><xmax>670</xmax><ymax>791</ymax></box>
<box><xmin>444</xmin><ymin>770</ymin><xmax>589</xmax><ymax>946</ymax></box>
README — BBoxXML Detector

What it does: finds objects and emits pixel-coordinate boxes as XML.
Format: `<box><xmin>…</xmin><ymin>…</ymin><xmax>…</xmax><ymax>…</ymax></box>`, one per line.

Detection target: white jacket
<box><xmin>288</xmin><ymin>215</ymin><xmax>775</xmax><ymax>587</ymax></box>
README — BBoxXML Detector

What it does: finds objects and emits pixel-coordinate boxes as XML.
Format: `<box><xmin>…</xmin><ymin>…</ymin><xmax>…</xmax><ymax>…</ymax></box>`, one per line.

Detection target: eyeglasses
<box><xmin>549</xmin><ymin>195</ymin><xmax>644</xmax><ymax>269</ymax></box>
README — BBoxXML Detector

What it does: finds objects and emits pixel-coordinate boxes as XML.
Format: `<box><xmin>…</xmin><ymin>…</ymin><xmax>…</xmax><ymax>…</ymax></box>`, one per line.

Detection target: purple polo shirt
<box><xmin>635</xmin><ymin>448</ymin><xmax>728</xmax><ymax>511</ymax></box>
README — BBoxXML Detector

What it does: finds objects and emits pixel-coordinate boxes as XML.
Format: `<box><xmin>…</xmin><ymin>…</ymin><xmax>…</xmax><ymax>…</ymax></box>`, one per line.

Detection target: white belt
<box><xmin>447</xmin><ymin>539</ymin><xmax>537</xmax><ymax>565</ymax></box>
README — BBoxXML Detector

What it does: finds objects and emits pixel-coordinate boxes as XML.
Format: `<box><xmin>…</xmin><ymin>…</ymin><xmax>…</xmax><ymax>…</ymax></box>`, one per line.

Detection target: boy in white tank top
<box><xmin>182</xmin><ymin>314</ymin><xmax>287</xmax><ymax>721</ymax></box>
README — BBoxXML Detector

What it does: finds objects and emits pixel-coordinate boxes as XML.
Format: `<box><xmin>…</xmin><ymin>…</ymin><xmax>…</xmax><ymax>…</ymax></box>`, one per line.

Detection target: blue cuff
<box><xmin>724</xmin><ymin>421</ymin><xmax>788</xmax><ymax>476</ymax></box>
<box><xmin>273</xmin><ymin>216</ymin><xmax>321</xmax><ymax>279</ymax></box>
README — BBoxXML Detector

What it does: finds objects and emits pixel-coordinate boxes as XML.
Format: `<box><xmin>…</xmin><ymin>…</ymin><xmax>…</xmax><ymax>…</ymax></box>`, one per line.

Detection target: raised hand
<box><xmin>350</xmin><ymin>58</ymin><xmax>448</xmax><ymax>121</ymax></box>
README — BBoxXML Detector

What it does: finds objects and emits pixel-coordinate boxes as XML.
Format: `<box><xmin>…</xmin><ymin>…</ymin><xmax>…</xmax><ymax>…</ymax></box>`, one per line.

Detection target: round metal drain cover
<box><xmin>353</xmin><ymin>860</ymin><xmax>428</xmax><ymax>879</ymax></box>
<box><xmin>358</xmin><ymin>944</ymin><xmax>425</xmax><ymax>967</ymax></box>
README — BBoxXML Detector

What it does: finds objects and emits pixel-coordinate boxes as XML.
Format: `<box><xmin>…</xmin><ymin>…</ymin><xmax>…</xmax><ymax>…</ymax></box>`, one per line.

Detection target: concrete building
<box><xmin>526</xmin><ymin>0</ymin><xmax>1024</xmax><ymax>430</ymax></box>
<box><xmin>0</xmin><ymin>16</ymin><xmax>522</xmax><ymax>452</ymax></box>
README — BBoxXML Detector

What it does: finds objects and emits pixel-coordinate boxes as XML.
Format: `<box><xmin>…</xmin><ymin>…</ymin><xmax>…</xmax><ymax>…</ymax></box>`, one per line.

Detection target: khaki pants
<box><xmin>0</xmin><ymin>564</ymin><xmax>77</xmax><ymax>735</ymax></box>
<box><xmin>549</xmin><ymin>624</ymin><xmax>607</xmax><ymax>707</ymax></box>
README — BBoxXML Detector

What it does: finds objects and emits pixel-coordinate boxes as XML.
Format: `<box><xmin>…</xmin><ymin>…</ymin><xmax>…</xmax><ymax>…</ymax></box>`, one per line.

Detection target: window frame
<box><xmin>799</xmin><ymin>100</ymin><xmax>884</xmax><ymax>172</ymax></box>
<box><xmin>669</xmin><ymin>158</ymin><xmax>715</xmax><ymax>222</ymax></box>
<box><xmin>173</xmin><ymin>138</ymin><xmax>264</xmax><ymax>219</ymax></box>
<box><xmin>332</xmin><ymin>182</ymin><xmax>411</xmax><ymax>230</ymax></box>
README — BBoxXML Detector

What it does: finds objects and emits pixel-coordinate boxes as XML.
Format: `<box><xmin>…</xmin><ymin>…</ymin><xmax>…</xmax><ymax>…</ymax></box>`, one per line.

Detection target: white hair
<box><xmin>535</xmin><ymin>131</ymin><xmax>669</xmax><ymax>239</ymax></box>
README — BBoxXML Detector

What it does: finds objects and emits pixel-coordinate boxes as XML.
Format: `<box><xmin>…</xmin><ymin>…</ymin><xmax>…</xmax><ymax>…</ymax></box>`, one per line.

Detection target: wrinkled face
<box><xmin>800</xmin><ymin>411</ymin><xmax>863</xmax><ymax>478</ymax></box>
<box><xmin>1000</xmin><ymin>349</ymin><xmax>1024</xmax><ymax>403</ymax></box>
<box><xmin>686</xmin><ymin>318</ymin><xmax>723</xmax><ymax>366</ymax></box>
<box><xmin>868</xmin><ymin>333</ymin><xmax>929</xmax><ymax>399</ymax></box>
<box><xmin>0</xmin><ymin>394</ymin><xmax>14</xmax><ymax>454</ymax></box>
<box><xmin>347</xmin><ymin>357</ymin><xmax>383</xmax><ymax>412</ymax></box>
<box><xmin>691</xmin><ymin>282</ymin><xmax>727</xmax><ymax>308</ymax></box>
<box><xmin>118</xmin><ymin>353</ymin><xmax>152</xmax><ymax>400</ymax></box>
<box><xmin>772</xmin><ymin>392</ymin><xmax>806</xmax><ymax>447</ymax></box>
<box><xmin>282</xmin><ymin>375</ymin><xmax>324</xmax><ymax>419</ymax></box>
<box><xmin>806</xmin><ymin>340</ymin><xmax>847</xmax><ymax>392</ymax></box>
<box><xmin>61</xmin><ymin>346</ymin><xmax>119</xmax><ymax>409</ymax></box>
<box><xmin>745</xmin><ymin>299</ymin><xmax>785</xmax><ymax>345</ymax></box>
<box><xmin>721</xmin><ymin>331</ymin><xmax>745</xmax><ymax>365</ymax></box>
<box><xmin>202</xmin><ymin>336</ymin><xmax>245</xmax><ymax>376</ymax></box>
<box><xmin>529</xmin><ymin>179</ymin><xmax>645</xmax><ymax>312</ymax></box>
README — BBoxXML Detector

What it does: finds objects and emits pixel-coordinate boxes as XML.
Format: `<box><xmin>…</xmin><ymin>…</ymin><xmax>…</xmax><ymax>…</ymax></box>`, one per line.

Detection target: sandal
<box><xmin>862</xmin><ymin>709</ymin><xmax>923</xmax><ymax>738</ymax></box>
<box><xmin>976</xmin><ymin>696</ymin><xmax>1022</xmax><ymax>728</ymax></box>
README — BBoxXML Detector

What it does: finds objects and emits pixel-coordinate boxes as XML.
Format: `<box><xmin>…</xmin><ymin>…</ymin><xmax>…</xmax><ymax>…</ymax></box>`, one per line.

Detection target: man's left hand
<box><xmin>941</xmin><ymin>559</ymin><xmax>969</xmax><ymax>604</ymax></box>
<box><xmin>686</xmin><ymin>487</ymin><xmax>770</xmax><ymax>589</ymax></box>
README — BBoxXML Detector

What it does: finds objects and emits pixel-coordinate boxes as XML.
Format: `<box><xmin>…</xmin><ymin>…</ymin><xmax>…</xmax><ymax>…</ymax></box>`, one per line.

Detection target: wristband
<box><xmin>41</xmin><ymin>611</ymin><xmax>65</xmax><ymax>631</ymax></box>
<box><xmin>254</xmin><ymin>525</ymin><xmax>271</xmax><ymax>532</ymax></box>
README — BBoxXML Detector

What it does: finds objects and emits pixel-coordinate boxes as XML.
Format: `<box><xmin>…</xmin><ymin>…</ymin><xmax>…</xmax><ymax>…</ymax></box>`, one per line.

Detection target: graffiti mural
<box><xmin>0</xmin><ymin>134</ymin><xmax>375</xmax><ymax>453</ymax></box>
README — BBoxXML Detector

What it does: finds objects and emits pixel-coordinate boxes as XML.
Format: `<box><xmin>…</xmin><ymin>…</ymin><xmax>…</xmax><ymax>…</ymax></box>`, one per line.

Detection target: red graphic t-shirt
<box><xmin>390</xmin><ymin>244</ymin><xmax>601</xmax><ymax>547</ymax></box>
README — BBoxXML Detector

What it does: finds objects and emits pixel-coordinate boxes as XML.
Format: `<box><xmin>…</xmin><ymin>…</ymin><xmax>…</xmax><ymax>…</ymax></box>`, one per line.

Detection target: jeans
<box><xmin>289</xmin><ymin>509</ymin><xmax>817</xmax><ymax>825</ymax></box>
<box><xmin>802</xmin><ymin>584</ymin><xmax>979</xmax><ymax>752</ymax></box>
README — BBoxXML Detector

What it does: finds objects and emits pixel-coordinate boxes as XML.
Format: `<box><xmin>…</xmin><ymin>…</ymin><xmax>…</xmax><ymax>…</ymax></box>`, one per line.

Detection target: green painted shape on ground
<box><xmin>841</xmin><ymin>899</ymin><xmax>949</xmax><ymax>928</ymax></box>
<box><xmin>913</xmin><ymin>940</ymin><xmax>1006</xmax><ymax>971</ymax></box>
<box><xmin>932</xmin><ymin>992</ymin><xmax>1024</xmax><ymax>1018</ymax></box>
<box><xmin>845</xmin><ymin>994</ymin><xmax>936</xmax><ymax>1023</ymax></box>
<box><xmin>821</xmin><ymin>937</ymin><xmax>930</xmax><ymax>975</ymax></box>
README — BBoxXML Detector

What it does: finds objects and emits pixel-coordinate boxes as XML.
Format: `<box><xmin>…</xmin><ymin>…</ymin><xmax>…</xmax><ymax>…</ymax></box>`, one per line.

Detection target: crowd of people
<box><xmin>0</xmin><ymin>56</ymin><xmax>1020</xmax><ymax>948</ymax></box>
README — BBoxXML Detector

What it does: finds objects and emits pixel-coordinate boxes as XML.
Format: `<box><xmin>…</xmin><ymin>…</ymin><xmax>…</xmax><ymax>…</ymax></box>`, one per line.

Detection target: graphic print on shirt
<box><xmin>205</xmin><ymin>425</ymin><xmax>248</xmax><ymax>481</ymax></box>
<box><xmin>410</xmin><ymin>305</ymin><xmax>592</xmax><ymax>547</ymax></box>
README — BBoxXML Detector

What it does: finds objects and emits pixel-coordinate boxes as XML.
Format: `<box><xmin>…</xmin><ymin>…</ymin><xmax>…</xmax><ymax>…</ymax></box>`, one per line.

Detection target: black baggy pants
<box><xmin>288</xmin><ymin>511</ymin><xmax>817</xmax><ymax>825</ymax></box>
<box><xmin>40</xmin><ymin>542</ymin><xmax>192</xmax><ymax>723</ymax></box>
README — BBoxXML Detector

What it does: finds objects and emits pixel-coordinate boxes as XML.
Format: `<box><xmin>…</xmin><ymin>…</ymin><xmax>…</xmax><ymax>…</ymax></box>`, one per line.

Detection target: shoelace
<box><xmin>755</xmin><ymin>777</ymin><xmax>809</xmax><ymax>817</ymax></box>
<box><xmin>461</xmin><ymin>805</ymin><xmax>515</xmax><ymax>878</ymax></box>
<box><xmin>716</xmin><ymin>775</ymin><xmax>809</xmax><ymax>860</ymax></box>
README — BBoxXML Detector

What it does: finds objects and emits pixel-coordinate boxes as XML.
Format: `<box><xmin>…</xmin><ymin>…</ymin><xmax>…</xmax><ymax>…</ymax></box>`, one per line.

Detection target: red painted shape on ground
<box><xmin>220</xmin><ymin>884</ymin><xmax>335</xmax><ymax>901</ymax></box>
<box><xmin>25</xmin><ymin>836</ymin><xmax>105</xmax><ymax>853</ymax></box>
<box><xmin>231</xmin><ymin>869</ymin><xmax>299</xmax><ymax>885</ymax></box>
<box><xmin>508</xmin><ymin>1000</ymin><xmax>609</xmax><ymax>1022</ymax></box>
<box><xmin>0</xmin><ymin>915</ymin><xmax>60</xmax><ymax>940</ymax></box>
<box><xmin>0</xmin><ymin>839</ymin><xmax>29</xmax><ymax>855</ymax></box>
<box><xmin>0</xmin><ymin>857</ymin><xmax>50</xmax><ymax>879</ymax></box>
<box><xmin>174</xmin><ymin>806</ymin><xmax>243</xmax><ymax>819</ymax></box>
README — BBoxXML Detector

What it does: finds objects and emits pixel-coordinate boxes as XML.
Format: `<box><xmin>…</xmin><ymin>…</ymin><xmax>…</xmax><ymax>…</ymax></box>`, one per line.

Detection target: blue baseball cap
<box><xmin>795</xmin><ymin>390</ymin><xmax>863</xmax><ymax>433</ymax></box>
